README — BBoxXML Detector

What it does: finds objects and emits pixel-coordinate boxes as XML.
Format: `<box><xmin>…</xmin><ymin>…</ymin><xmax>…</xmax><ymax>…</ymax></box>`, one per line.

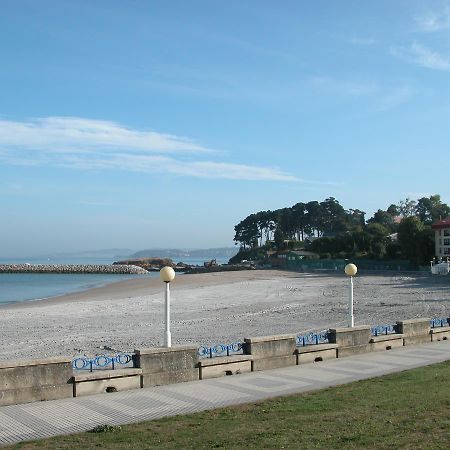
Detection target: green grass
<box><xmin>8</xmin><ymin>361</ymin><xmax>450</xmax><ymax>450</ymax></box>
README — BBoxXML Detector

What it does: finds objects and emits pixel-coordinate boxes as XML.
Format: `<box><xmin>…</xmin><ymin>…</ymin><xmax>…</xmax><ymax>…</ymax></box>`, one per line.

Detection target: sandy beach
<box><xmin>0</xmin><ymin>270</ymin><xmax>449</xmax><ymax>361</ymax></box>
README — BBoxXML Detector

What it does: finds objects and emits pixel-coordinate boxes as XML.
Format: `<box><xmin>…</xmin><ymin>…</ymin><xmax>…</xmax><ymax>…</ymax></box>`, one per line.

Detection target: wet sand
<box><xmin>0</xmin><ymin>270</ymin><xmax>449</xmax><ymax>361</ymax></box>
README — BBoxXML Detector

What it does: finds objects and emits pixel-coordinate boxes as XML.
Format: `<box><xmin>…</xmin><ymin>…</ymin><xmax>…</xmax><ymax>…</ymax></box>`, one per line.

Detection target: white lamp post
<box><xmin>160</xmin><ymin>266</ymin><xmax>176</xmax><ymax>347</ymax></box>
<box><xmin>344</xmin><ymin>263</ymin><xmax>357</xmax><ymax>328</ymax></box>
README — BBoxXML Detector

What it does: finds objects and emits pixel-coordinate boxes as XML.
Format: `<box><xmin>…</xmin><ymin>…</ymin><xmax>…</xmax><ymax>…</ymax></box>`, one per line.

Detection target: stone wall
<box><xmin>396</xmin><ymin>318</ymin><xmax>431</xmax><ymax>345</ymax></box>
<box><xmin>0</xmin><ymin>264</ymin><xmax>148</xmax><ymax>274</ymax></box>
<box><xmin>1</xmin><ymin>315</ymin><xmax>448</xmax><ymax>407</ymax></box>
<box><xmin>134</xmin><ymin>346</ymin><xmax>199</xmax><ymax>387</ymax></box>
<box><xmin>0</xmin><ymin>357</ymin><xmax>73</xmax><ymax>406</ymax></box>
<box><xmin>329</xmin><ymin>326</ymin><xmax>372</xmax><ymax>357</ymax></box>
<box><xmin>243</xmin><ymin>334</ymin><xmax>297</xmax><ymax>370</ymax></box>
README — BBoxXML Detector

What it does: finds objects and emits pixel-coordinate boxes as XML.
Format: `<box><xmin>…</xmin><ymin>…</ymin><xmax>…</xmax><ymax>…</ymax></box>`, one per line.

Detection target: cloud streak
<box><xmin>415</xmin><ymin>6</ymin><xmax>450</xmax><ymax>32</ymax></box>
<box><xmin>390</xmin><ymin>43</ymin><xmax>450</xmax><ymax>71</ymax></box>
<box><xmin>0</xmin><ymin>116</ymin><xmax>212</xmax><ymax>154</ymax></box>
<box><xmin>60</xmin><ymin>153</ymin><xmax>299</xmax><ymax>181</ymax></box>
<box><xmin>310</xmin><ymin>76</ymin><xmax>377</xmax><ymax>97</ymax></box>
<box><xmin>0</xmin><ymin>116</ymin><xmax>300</xmax><ymax>182</ymax></box>
<box><xmin>309</xmin><ymin>76</ymin><xmax>413</xmax><ymax>112</ymax></box>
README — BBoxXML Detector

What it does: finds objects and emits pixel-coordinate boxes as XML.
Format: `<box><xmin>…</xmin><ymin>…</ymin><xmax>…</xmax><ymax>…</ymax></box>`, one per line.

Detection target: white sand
<box><xmin>0</xmin><ymin>270</ymin><xmax>449</xmax><ymax>361</ymax></box>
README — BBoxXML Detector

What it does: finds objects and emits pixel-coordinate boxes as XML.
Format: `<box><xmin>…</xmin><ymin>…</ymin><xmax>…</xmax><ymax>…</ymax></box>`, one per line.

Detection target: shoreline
<box><xmin>1</xmin><ymin>269</ymin><xmax>296</xmax><ymax>310</ymax></box>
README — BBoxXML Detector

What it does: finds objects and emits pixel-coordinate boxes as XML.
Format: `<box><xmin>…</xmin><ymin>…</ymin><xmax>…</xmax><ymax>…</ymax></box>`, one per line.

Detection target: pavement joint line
<box><xmin>0</xmin><ymin>408</ymin><xmax>61</xmax><ymax>438</ymax></box>
<box><xmin>151</xmin><ymin>388</ymin><xmax>219</xmax><ymax>409</ymax></box>
<box><xmin>273</xmin><ymin>370</ymin><xmax>350</xmax><ymax>383</ymax></box>
<box><xmin>279</xmin><ymin>374</ymin><xmax>356</xmax><ymax>387</ymax></box>
<box><xmin>75</xmin><ymin>398</ymin><xmax>137</xmax><ymax>423</ymax></box>
<box><xmin>211</xmin><ymin>379</ymin><xmax>291</xmax><ymax>397</ymax></box>
<box><xmin>370</xmin><ymin>353</ymin><xmax>439</xmax><ymax>363</ymax></box>
<box><xmin>402</xmin><ymin>349</ymin><xmax>448</xmax><ymax>358</ymax></box>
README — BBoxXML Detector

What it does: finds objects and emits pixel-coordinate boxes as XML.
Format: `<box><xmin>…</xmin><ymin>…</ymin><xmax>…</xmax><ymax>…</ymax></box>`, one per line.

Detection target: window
<box><xmin>444</xmin><ymin>229</ymin><xmax>450</xmax><ymax>236</ymax></box>
<box><xmin>445</xmin><ymin>239</ymin><xmax>450</xmax><ymax>245</ymax></box>
<box><xmin>444</xmin><ymin>248</ymin><xmax>450</xmax><ymax>255</ymax></box>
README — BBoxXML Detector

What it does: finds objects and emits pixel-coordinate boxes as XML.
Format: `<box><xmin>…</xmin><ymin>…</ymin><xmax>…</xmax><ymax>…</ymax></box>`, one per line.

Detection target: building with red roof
<box><xmin>431</xmin><ymin>218</ymin><xmax>450</xmax><ymax>258</ymax></box>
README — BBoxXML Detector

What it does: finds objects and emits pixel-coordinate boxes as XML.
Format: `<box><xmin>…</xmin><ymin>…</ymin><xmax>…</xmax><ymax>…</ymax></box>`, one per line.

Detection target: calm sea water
<box><xmin>0</xmin><ymin>272</ymin><xmax>152</xmax><ymax>305</ymax></box>
<box><xmin>0</xmin><ymin>255</ymin><xmax>230</xmax><ymax>306</ymax></box>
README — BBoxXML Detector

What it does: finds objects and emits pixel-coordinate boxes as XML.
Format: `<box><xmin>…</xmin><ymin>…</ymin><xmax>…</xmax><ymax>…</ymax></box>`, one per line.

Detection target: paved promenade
<box><xmin>0</xmin><ymin>340</ymin><xmax>449</xmax><ymax>446</ymax></box>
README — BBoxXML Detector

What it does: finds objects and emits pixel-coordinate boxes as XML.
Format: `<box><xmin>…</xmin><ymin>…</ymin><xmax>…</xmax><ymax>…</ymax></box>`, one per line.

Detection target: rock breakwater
<box><xmin>0</xmin><ymin>264</ymin><xmax>148</xmax><ymax>274</ymax></box>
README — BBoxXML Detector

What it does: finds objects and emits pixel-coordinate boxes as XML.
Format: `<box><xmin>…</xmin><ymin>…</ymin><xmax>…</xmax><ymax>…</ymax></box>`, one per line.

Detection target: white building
<box><xmin>431</xmin><ymin>217</ymin><xmax>450</xmax><ymax>258</ymax></box>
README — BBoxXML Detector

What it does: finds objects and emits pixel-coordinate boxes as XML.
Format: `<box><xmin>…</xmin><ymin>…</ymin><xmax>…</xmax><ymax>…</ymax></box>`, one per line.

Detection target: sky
<box><xmin>1</xmin><ymin>0</ymin><xmax>450</xmax><ymax>256</ymax></box>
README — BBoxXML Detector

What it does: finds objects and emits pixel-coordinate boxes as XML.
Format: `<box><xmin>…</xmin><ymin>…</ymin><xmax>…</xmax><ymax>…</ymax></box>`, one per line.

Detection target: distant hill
<box><xmin>37</xmin><ymin>248</ymin><xmax>134</xmax><ymax>259</ymax></box>
<box><xmin>130</xmin><ymin>248</ymin><xmax>238</xmax><ymax>259</ymax></box>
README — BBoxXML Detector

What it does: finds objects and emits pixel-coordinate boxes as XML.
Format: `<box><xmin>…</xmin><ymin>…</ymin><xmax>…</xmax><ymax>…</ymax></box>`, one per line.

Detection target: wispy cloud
<box><xmin>0</xmin><ymin>117</ymin><xmax>212</xmax><ymax>154</ymax></box>
<box><xmin>373</xmin><ymin>86</ymin><xmax>414</xmax><ymax>112</ymax></box>
<box><xmin>57</xmin><ymin>153</ymin><xmax>299</xmax><ymax>181</ymax></box>
<box><xmin>415</xmin><ymin>6</ymin><xmax>450</xmax><ymax>32</ymax></box>
<box><xmin>390</xmin><ymin>43</ymin><xmax>450</xmax><ymax>71</ymax></box>
<box><xmin>337</xmin><ymin>35</ymin><xmax>376</xmax><ymax>46</ymax></box>
<box><xmin>309</xmin><ymin>76</ymin><xmax>413</xmax><ymax>112</ymax></box>
<box><xmin>0</xmin><ymin>116</ymin><xmax>300</xmax><ymax>182</ymax></box>
<box><xmin>310</xmin><ymin>76</ymin><xmax>377</xmax><ymax>97</ymax></box>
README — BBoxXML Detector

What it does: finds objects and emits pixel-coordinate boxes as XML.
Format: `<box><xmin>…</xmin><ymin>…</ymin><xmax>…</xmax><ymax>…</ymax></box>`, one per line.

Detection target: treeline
<box><xmin>232</xmin><ymin>195</ymin><xmax>449</xmax><ymax>266</ymax></box>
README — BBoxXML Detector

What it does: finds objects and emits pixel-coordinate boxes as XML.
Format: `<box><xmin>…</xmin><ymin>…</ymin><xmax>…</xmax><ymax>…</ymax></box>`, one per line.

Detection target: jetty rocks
<box><xmin>114</xmin><ymin>257</ymin><xmax>173</xmax><ymax>269</ymax></box>
<box><xmin>0</xmin><ymin>264</ymin><xmax>149</xmax><ymax>274</ymax></box>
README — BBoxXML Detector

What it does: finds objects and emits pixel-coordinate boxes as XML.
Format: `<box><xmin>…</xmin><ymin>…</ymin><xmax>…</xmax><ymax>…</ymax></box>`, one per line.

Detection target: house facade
<box><xmin>431</xmin><ymin>217</ymin><xmax>450</xmax><ymax>258</ymax></box>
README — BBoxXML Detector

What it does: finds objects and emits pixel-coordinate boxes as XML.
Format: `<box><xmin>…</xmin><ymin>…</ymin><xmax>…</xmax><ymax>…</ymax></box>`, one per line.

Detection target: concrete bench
<box><xmin>370</xmin><ymin>334</ymin><xmax>404</xmax><ymax>351</ymax></box>
<box><xmin>430</xmin><ymin>326</ymin><xmax>450</xmax><ymax>342</ymax></box>
<box><xmin>197</xmin><ymin>355</ymin><xmax>253</xmax><ymax>380</ymax></box>
<box><xmin>72</xmin><ymin>368</ymin><xmax>142</xmax><ymax>397</ymax></box>
<box><xmin>296</xmin><ymin>343</ymin><xmax>338</xmax><ymax>364</ymax></box>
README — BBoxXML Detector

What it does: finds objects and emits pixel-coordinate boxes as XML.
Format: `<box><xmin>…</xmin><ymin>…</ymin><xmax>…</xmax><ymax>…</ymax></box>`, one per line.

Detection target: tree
<box><xmin>347</xmin><ymin>209</ymin><xmax>366</xmax><ymax>229</ymax></box>
<box><xmin>274</xmin><ymin>228</ymin><xmax>285</xmax><ymax>250</ymax></box>
<box><xmin>255</xmin><ymin>211</ymin><xmax>277</xmax><ymax>246</ymax></box>
<box><xmin>233</xmin><ymin>215</ymin><xmax>259</xmax><ymax>249</ymax></box>
<box><xmin>366</xmin><ymin>223</ymin><xmax>389</xmax><ymax>239</ymax></box>
<box><xmin>366</xmin><ymin>223</ymin><xmax>389</xmax><ymax>259</ymax></box>
<box><xmin>386</xmin><ymin>204</ymin><xmax>399</xmax><ymax>217</ymax></box>
<box><xmin>398</xmin><ymin>198</ymin><xmax>417</xmax><ymax>217</ymax></box>
<box><xmin>292</xmin><ymin>202</ymin><xmax>309</xmax><ymax>240</ymax></box>
<box><xmin>368</xmin><ymin>209</ymin><xmax>396</xmax><ymax>232</ymax></box>
<box><xmin>305</xmin><ymin>201</ymin><xmax>324</xmax><ymax>237</ymax></box>
<box><xmin>231</xmin><ymin>194</ymin><xmax>445</xmax><ymax>263</ymax></box>
<box><xmin>320</xmin><ymin>197</ymin><xmax>347</xmax><ymax>233</ymax></box>
<box><xmin>277</xmin><ymin>208</ymin><xmax>296</xmax><ymax>239</ymax></box>
<box><xmin>397</xmin><ymin>217</ymin><xmax>433</xmax><ymax>265</ymax></box>
<box><xmin>415</xmin><ymin>195</ymin><xmax>450</xmax><ymax>225</ymax></box>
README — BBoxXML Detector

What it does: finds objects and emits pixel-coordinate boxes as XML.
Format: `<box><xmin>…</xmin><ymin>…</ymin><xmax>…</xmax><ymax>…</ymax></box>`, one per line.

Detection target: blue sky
<box><xmin>1</xmin><ymin>1</ymin><xmax>450</xmax><ymax>256</ymax></box>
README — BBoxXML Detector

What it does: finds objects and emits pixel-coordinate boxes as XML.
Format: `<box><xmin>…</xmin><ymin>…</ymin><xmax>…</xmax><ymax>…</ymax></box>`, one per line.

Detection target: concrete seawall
<box><xmin>0</xmin><ymin>264</ymin><xmax>149</xmax><ymax>274</ymax></box>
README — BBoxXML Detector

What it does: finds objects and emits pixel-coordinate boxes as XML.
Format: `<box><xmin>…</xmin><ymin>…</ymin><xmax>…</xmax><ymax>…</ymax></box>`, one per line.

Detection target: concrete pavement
<box><xmin>0</xmin><ymin>339</ymin><xmax>449</xmax><ymax>446</ymax></box>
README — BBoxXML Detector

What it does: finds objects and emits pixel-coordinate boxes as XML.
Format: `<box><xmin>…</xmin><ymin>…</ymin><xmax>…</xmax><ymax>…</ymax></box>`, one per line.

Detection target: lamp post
<box><xmin>160</xmin><ymin>266</ymin><xmax>176</xmax><ymax>347</ymax></box>
<box><xmin>344</xmin><ymin>263</ymin><xmax>357</xmax><ymax>328</ymax></box>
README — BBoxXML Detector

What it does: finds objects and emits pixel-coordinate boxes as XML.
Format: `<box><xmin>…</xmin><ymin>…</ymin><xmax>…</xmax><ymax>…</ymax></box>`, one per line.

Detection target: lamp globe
<box><xmin>160</xmin><ymin>266</ymin><xmax>176</xmax><ymax>283</ymax></box>
<box><xmin>344</xmin><ymin>263</ymin><xmax>357</xmax><ymax>277</ymax></box>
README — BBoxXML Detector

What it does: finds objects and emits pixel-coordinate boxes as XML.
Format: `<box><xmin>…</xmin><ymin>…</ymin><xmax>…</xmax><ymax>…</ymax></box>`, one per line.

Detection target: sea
<box><xmin>0</xmin><ymin>255</ymin><xmax>230</xmax><ymax>306</ymax></box>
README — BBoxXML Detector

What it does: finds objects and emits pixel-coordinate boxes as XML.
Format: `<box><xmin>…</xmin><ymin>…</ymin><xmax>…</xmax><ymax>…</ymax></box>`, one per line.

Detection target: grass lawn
<box><xmin>8</xmin><ymin>361</ymin><xmax>450</xmax><ymax>450</ymax></box>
